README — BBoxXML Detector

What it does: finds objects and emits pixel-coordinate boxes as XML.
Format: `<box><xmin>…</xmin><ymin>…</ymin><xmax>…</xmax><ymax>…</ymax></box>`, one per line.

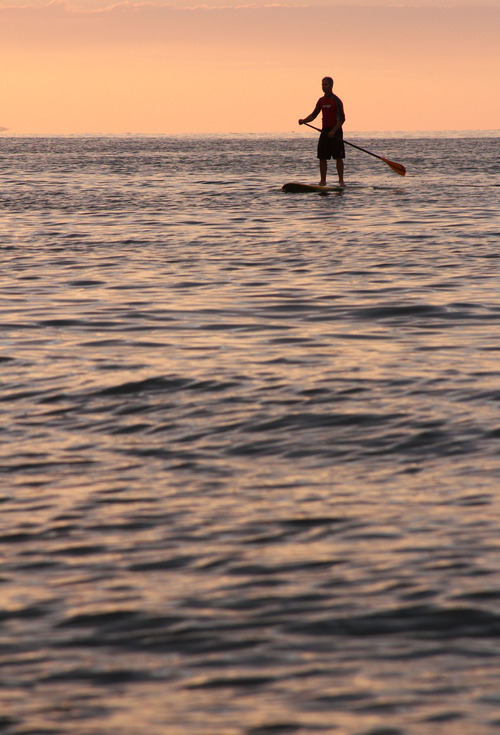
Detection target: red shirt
<box><xmin>314</xmin><ymin>94</ymin><xmax>345</xmax><ymax>130</ymax></box>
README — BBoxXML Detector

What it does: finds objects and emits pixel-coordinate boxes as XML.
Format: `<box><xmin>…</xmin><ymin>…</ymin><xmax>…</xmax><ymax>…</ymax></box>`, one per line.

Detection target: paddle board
<box><xmin>282</xmin><ymin>182</ymin><xmax>346</xmax><ymax>193</ymax></box>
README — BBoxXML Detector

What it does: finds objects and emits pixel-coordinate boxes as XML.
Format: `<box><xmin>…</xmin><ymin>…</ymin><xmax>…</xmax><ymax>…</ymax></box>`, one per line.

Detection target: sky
<box><xmin>0</xmin><ymin>0</ymin><xmax>499</xmax><ymax>135</ymax></box>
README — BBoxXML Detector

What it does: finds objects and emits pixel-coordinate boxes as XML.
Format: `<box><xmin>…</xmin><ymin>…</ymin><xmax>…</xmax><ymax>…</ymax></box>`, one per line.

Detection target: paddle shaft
<box><xmin>302</xmin><ymin>122</ymin><xmax>406</xmax><ymax>176</ymax></box>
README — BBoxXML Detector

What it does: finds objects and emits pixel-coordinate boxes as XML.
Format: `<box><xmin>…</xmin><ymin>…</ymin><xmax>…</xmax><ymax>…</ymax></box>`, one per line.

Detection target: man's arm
<box><xmin>298</xmin><ymin>104</ymin><xmax>320</xmax><ymax>126</ymax></box>
<box><xmin>327</xmin><ymin>120</ymin><xmax>343</xmax><ymax>137</ymax></box>
<box><xmin>328</xmin><ymin>98</ymin><xmax>345</xmax><ymax>137</ymax></box>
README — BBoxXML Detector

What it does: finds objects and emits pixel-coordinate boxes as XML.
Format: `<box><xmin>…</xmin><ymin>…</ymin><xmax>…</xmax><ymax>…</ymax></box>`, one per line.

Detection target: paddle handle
<box><xmin>301</xmin><ymin>121</ymin><xmax>406</xmax><ymax>176</ymax></box>
<box><xmin>303</xmin><ymin>122</ymin><xmax>382</xmax><ymax>161</ymax></box>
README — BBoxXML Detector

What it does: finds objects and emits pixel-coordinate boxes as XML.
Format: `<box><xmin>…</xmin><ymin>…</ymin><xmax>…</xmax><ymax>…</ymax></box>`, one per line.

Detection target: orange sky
<box><xmin>0</xmin><ymin>2</ymin><xmax>498</xmax><ymax>134</ymax></box>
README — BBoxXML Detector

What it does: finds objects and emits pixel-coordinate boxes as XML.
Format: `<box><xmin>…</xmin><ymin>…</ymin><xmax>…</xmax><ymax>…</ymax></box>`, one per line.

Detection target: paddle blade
<box><xmin>383</xmin><ymin>158</ymin><xmax>406</xmax><ymax>176</ymax></box>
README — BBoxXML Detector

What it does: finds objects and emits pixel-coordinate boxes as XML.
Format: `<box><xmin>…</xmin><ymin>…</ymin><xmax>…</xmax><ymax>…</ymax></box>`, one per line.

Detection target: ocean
<box><xmin>1</xmin><ymin>133</ymin><xmax>499</xmax><ymax>734</ymax></box>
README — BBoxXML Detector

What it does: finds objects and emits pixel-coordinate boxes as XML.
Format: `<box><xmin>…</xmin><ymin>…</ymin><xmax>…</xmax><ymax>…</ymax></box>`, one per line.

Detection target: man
<box><xmin>299</xmin><ymin>77</ymin><xmax>346</xmax><ymax>187</ymax></box>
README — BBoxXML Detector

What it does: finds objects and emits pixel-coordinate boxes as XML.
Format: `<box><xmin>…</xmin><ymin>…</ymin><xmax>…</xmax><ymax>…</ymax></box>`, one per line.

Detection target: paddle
<box><xmin>302</xmin><ymin>122</ymin><xmax>406</xmax><ymax>177</ymax></box>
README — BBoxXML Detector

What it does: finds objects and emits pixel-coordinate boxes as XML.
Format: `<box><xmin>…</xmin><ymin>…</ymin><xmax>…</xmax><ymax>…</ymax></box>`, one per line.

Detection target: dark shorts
<box><xmin>317</xmin><ymin>129</ymin><xmax>345</xmax><ymax>160</ymax></box>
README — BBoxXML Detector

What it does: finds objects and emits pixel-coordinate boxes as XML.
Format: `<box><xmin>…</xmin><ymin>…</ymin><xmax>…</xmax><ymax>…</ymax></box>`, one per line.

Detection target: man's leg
<box><xmin>336</xmin><ymin>158</ymin><xmax>345</xmax><ymax>186</ymax></box>
<box><xmin>319</xmin><ymin>159</ymin><xmax>327</xmax><ymax>186</ymax></box>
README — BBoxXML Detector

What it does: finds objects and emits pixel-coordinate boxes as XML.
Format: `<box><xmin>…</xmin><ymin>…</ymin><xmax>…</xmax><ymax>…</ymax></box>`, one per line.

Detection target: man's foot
<box><xmin>339</xmin><ymin>180</ymin><xmax>346</xmax><ymax>187</ymax></box>
<box><xmin>318</xmin><ymin>181</ymin><xmax>327</xmax><ymax>187</ymax></box>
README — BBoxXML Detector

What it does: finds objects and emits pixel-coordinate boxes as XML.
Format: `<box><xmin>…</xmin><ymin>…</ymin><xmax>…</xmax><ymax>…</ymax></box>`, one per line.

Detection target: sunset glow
<box><xmin>0</xmin><ymin>2</ymin><xmax>498</xmax><ymax>135</ymax></box>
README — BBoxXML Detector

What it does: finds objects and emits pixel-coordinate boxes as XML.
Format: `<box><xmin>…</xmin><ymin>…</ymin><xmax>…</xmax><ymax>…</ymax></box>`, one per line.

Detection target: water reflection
<box><xmin>1</xmin><ymin>136</ymin><xmax>500</xmax><ymax>734</ymax></box>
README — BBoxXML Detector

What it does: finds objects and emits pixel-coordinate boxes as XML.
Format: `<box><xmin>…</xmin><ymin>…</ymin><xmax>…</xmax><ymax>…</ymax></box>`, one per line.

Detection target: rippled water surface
<box><xmin>1</xmin><ymin>134</ymin><xmax>500</xmax><ymax>734</ymax></box>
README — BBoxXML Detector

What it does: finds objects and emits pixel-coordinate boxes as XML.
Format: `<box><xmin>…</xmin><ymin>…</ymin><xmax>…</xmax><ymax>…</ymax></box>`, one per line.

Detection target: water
<box><xmin>1</xmin><ymin>134</ymin><xmax>500</xmax><ymax>734</ymax></box>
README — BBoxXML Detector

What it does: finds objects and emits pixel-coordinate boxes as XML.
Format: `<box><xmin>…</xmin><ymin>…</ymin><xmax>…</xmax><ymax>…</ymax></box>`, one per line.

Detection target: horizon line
<box><xmin>1</xmin><ymin>129</ymin><xmax>499</xmax><ymax>138</ymax></box>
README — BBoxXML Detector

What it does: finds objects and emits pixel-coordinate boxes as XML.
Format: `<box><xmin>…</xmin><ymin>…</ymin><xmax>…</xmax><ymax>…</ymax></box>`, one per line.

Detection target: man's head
<box><xmin>322</xmin><ymin>77</ymin><xmax>334</xmax><ymax>94</ymax></box>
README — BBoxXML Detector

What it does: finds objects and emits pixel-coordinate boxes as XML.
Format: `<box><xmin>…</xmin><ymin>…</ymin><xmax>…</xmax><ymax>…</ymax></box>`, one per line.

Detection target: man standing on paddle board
<box><xmin>299</xmin><ymin>77</ymin><xmax>346</xmax><ymax>187</ymax></box>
